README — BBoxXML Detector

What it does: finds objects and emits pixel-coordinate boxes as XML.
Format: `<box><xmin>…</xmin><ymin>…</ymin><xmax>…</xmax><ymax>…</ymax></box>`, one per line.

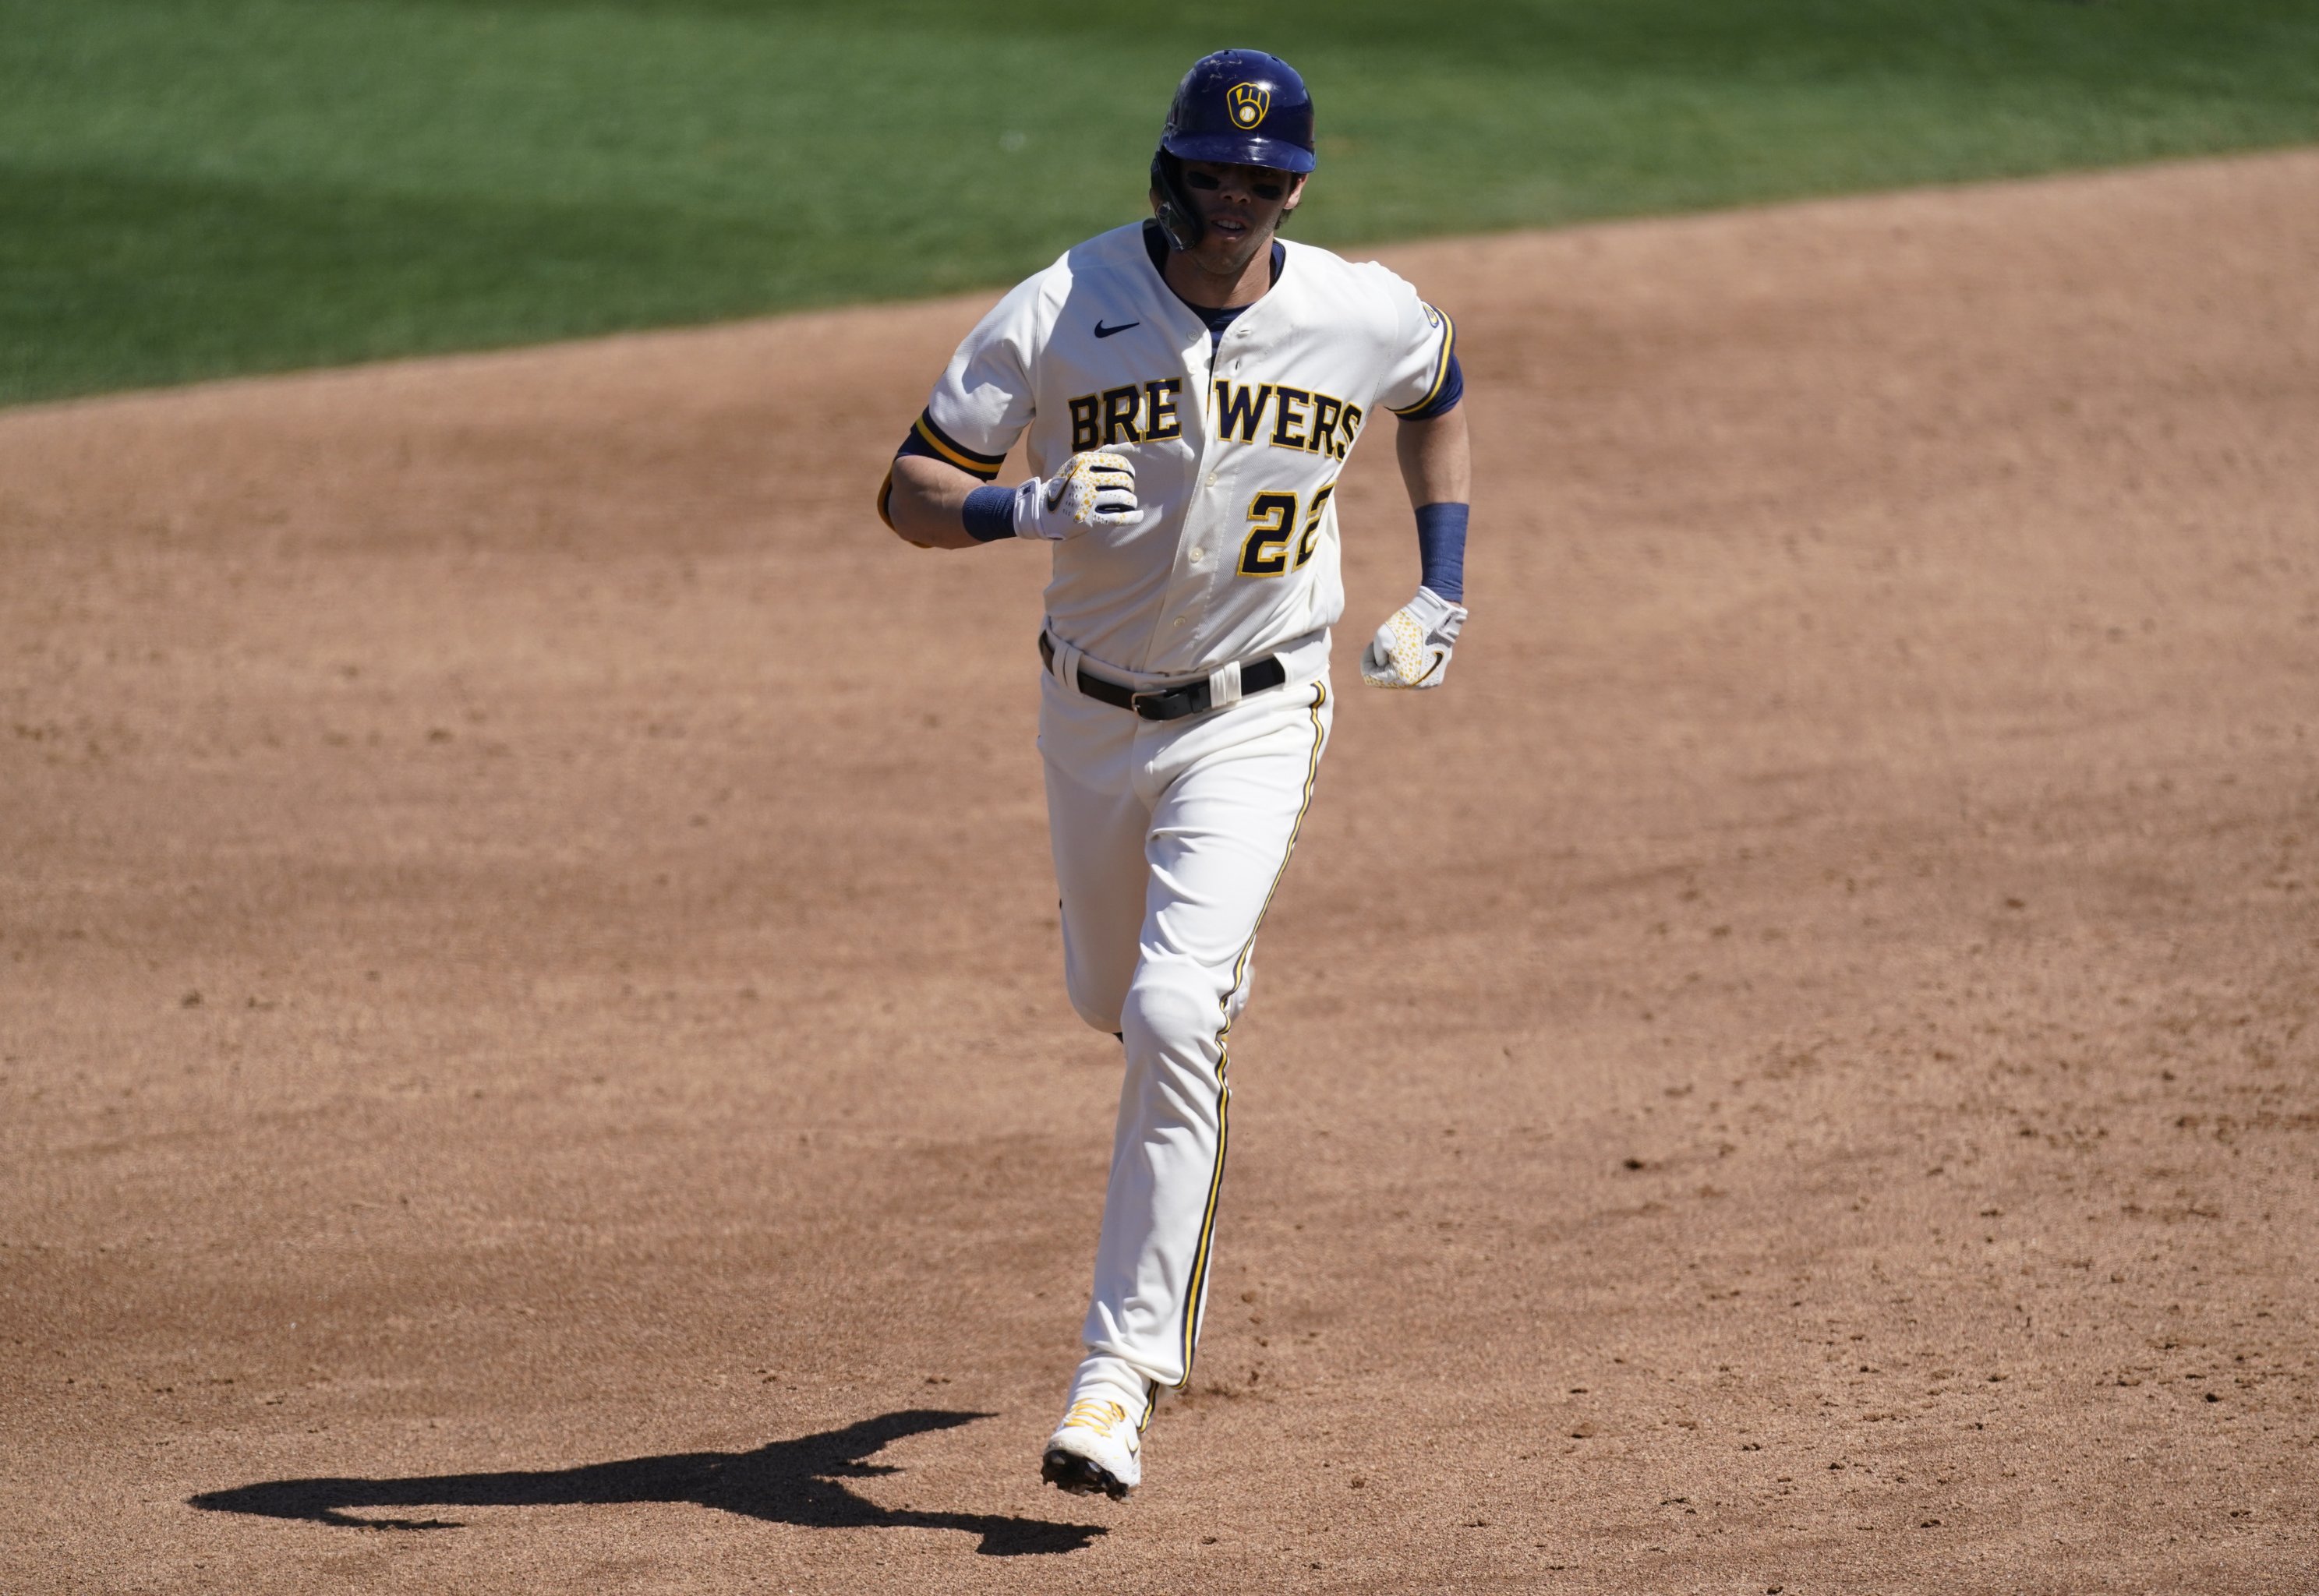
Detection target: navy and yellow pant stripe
<box><xmin>1174</xmin><ymin>681</ymin><xmax>1330</xmax><ymax>1386</ymax></box>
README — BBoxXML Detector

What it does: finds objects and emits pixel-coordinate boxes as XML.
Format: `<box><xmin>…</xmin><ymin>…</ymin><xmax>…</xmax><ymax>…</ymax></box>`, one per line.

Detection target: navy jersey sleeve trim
<box><xmin>905</xmin><ymin>408</ymin><xmax>1006</xmax><ymax>478</ymax></box>
<box><xmin>1395</xmin><ymin>351</ymin><xmax>1464</xmax><ymax>421</ymax></box>
<box><xmin>1388</xmin><ymin>307</ymin><xmax>1460</xmax><ymax>417</ymax></box>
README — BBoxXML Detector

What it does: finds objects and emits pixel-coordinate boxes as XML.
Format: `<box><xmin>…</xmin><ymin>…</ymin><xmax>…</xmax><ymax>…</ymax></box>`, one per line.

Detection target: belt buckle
<box><xmin>1130</xmin><ymin>681</ymin><xmax>1211</xmax><ymax>721</ymax></box>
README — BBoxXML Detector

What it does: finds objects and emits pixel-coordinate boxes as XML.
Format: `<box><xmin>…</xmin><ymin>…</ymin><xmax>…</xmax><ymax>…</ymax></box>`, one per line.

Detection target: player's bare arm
<box><xmin>1363</xmin><ymin>365</ymin><xmax>1473</xmax><ymax>691</ymax></box>
<box><xmin>1397</xmin><ymin>403</ymin><xmax>1472</xmax><ymax>506</ymax></box>
<box><xmin>883</xmin><ymin>454</ymin><xmax>985</xmax><ymax>549</ymax></box>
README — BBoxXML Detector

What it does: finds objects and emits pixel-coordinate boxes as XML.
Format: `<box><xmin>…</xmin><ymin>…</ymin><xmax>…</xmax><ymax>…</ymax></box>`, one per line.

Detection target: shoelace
<box><xmin>1059</xmin><ymin>1398</ymin><xmax>1127</xmax><ymax>1434</ymax></box>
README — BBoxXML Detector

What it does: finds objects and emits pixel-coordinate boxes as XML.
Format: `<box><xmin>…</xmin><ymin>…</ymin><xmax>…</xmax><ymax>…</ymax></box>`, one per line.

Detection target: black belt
<box><xmin>1040</xmin><ymin>632</ymin><xmax>1286</xmax><ymax>722</ymax></box>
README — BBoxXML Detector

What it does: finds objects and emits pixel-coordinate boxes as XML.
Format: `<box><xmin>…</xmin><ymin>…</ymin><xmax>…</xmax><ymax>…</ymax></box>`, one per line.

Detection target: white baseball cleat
<box><xmin>1041</xmin><ymin>1397</ymin><xmax>1142</xmax><ymax>1499</ymax></box>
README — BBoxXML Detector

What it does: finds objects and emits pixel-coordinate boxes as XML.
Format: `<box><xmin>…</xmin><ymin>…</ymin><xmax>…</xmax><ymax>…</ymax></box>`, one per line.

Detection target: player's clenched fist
<box><xmin>1013</xmin><ymin>451</ymin><xmax>1138</xmax><ymax>540</ymax></box>
<box><xmin>1359</xmin><ymin>586</ymin><xmax>1467</xmax><ymax>690</ymax></box>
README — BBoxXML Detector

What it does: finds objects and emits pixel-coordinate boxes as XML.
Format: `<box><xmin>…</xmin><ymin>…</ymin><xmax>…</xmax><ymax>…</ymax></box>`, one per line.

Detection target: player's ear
<box><xmin>1281</xmin><ymin>175</ymin><xmax>1307</xmax><ymax>216</ymax></box>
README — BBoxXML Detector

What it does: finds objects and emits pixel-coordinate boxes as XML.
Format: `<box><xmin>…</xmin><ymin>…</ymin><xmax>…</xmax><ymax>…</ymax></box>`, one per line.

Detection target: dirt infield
<box><xmin>4</xmin><ymin>151</ymin><xmax>2315</xmax><ymax>1594</ymax></box>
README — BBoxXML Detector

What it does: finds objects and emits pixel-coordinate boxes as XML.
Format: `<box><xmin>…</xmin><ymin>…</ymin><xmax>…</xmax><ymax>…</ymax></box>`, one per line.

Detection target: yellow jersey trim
<box><xmin>1388</xmin><ymin>306</ymin><xmax>1458</xmax><ymax>418</ymax></box>
<box><xmin>912</xmin><ymin>415</ymin><xmax>1005</xmax><ymax>478</ymax></box>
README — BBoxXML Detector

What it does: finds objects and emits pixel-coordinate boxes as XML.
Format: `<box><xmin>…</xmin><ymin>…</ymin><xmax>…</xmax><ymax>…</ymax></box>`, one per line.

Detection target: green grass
<box><xmin>5</xmin><ymin>0</ymin><xmax>2316</xmax><ymax>405</ymax></box>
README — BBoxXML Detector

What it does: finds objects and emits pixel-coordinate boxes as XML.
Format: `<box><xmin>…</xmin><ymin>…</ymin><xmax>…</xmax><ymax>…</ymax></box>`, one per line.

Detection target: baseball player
<box><xmin>878</xmin><ymin>48</ymin><xmax>1470</xmax><ymax>1499</ymax></box>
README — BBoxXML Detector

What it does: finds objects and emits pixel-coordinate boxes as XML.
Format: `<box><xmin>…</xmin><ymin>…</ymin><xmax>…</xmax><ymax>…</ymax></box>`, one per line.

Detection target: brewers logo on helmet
<box><xmin>1228</xmin><ymin>83</ymin><xmax>1270</xmax><ymax>128</ymax></box>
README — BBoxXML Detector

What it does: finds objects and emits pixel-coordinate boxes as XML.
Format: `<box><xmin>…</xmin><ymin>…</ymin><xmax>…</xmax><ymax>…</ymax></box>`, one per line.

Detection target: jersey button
<box><xmin>1189</xmin><ymin>547</ymin><xmax>1205</xmax><ymax>563</ymax></box>
<box><xmin>1205</xmin><ymin>471</ymin><xmax>1219</xmax><ymax>487</ymax></box>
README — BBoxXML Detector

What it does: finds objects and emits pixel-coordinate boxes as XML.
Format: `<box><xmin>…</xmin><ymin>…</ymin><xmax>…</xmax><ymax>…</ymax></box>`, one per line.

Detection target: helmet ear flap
<box><xmin>1151</xmin><ymin>150</ymin><xmax>1201</xmax><ymax>252</ymax></box>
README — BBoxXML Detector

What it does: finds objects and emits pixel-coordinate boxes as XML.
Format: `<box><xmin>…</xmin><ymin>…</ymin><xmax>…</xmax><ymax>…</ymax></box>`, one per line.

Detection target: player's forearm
<box><xmin>1395</xmin><ymin>406</ymin><xmax>1472</xmax><ymax>606</ymax></box>
<box><xmin>883</xmin><ymin>454</ymin><xmax>988</xmax><ymax>549</ymax></box>
<box><xmin>1395</xmin><ymin>404</ymin><xmax>1470</xmax><ymax>507</ymax></box>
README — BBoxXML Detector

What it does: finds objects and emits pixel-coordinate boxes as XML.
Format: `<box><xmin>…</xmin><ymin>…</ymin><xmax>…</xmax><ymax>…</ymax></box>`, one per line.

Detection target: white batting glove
<box><xmin>1014</xmin><ymin>450</ymin><xmax>1137</xmax><ymax>540</ymax></box>
<box><xmin>1359</xmin><ymin>586</ymin><xmax>1467</xmax><ymax>690</ymax></box>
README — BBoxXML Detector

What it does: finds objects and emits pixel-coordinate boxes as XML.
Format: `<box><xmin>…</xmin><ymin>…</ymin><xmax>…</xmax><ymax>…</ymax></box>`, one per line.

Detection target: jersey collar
<box><xmin>1140</xmin><ymin>221</ymin><xmax>1287</xmax><ymax>320</ymax></box>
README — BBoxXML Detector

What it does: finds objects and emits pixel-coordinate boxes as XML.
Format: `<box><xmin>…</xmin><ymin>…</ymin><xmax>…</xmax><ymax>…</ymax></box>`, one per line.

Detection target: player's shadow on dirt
<box><xmin>187</xmin><ymin>1408</ymin><xmax>1101</xmax><ymax>1556</ymax></box>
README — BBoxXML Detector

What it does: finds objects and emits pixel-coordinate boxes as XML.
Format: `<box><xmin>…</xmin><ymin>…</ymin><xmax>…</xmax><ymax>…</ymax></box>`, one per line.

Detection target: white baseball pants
<box><xmin>1037</xmin><ymin>648</ymin><xmax>1334</xmax><ymax>1405</ymax></box>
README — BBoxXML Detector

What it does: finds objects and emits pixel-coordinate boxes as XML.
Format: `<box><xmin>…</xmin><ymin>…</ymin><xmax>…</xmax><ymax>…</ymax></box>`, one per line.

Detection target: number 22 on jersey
<box><xmin>1237</xmin><ymin>482</ymin><xmax>1335</xmax><ymax>577</ymax></box>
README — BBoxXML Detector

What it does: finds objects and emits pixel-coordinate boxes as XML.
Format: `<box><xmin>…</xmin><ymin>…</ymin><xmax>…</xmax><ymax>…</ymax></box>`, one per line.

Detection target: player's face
<box><xmin>1178</xmin><ymin>160</ymin><xmax>1306</xmax><ymax>272</ymax></box>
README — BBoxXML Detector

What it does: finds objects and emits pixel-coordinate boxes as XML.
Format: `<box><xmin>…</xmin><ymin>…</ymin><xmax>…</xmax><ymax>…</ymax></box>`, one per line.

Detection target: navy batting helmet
<box><xmin>1151</xmin><ymin>49</ymin><xmax>1316</xmax><ymax>252</ymax></box>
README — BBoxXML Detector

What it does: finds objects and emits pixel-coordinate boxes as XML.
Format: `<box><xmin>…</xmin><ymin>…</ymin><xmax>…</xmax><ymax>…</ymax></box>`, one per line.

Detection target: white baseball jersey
<box><xmin>909</xmin><ymin>222</ymin><xmax>1457</xmax><ymax>675</ymax></box>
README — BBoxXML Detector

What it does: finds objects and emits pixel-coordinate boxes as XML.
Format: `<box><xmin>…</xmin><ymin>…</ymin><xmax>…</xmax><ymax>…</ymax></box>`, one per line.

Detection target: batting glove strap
<box><xmin>1016</xmin><ymin>450</ymin><xmax>1139</xmax><ymax>540</ymax></box>
<box><xmin>1359</xmin><ymin>584</ymin><xmax>1467</xmax><ymax>690</ymax></box>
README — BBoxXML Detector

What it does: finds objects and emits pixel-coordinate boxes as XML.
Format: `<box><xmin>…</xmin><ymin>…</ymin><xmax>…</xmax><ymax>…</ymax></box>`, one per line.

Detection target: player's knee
<box><xmin>1063</xmin><ymin>964</ymin><xmax>1130</xmax><ymax>1036</ymax></box>
<box><xmin>1067</xmin><ymin>989</ymin><xmax>1126</xmax><ymax>1036</ymax></box>
<box><xmin>1061</xmin><ymin>930</ymin><xmax>1140</xmax><ymax>1036</ymax></box>
<box><xmin>1119</xmin><ymin>966</ymin><xmax>1220</xmax><ymax>1061</ymax></box>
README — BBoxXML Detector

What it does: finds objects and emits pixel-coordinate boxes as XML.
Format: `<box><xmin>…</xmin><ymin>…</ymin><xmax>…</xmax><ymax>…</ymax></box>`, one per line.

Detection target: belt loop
<box><xmin>1207</xmin><ymin>657</ymin><xmax>1243</xmax><ymax>710</ymax></box>
<box><xmin>1050</xmin><ymin>634</ymin><xmax>1084</xmax><ymax>693</ymax></box>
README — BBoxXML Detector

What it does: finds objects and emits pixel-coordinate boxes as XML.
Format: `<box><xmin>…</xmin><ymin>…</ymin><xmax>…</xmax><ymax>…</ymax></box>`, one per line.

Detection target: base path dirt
<box><xmin>3</xmin><ymin>150</ymin><xmax>2315</xmax><ymax>1594</ymax></box>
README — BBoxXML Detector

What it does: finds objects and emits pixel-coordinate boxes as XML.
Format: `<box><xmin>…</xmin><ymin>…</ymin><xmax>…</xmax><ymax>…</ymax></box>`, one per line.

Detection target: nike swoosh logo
<box><xmin>1093</xmin><ymin>320</ymin><xmax>1139</xmax><ymax>339</ymax></box>
<box><xmin>1416</xmin><ymin>648</ymin><xmax>1448</xmax><ymax>686</ymax></box>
